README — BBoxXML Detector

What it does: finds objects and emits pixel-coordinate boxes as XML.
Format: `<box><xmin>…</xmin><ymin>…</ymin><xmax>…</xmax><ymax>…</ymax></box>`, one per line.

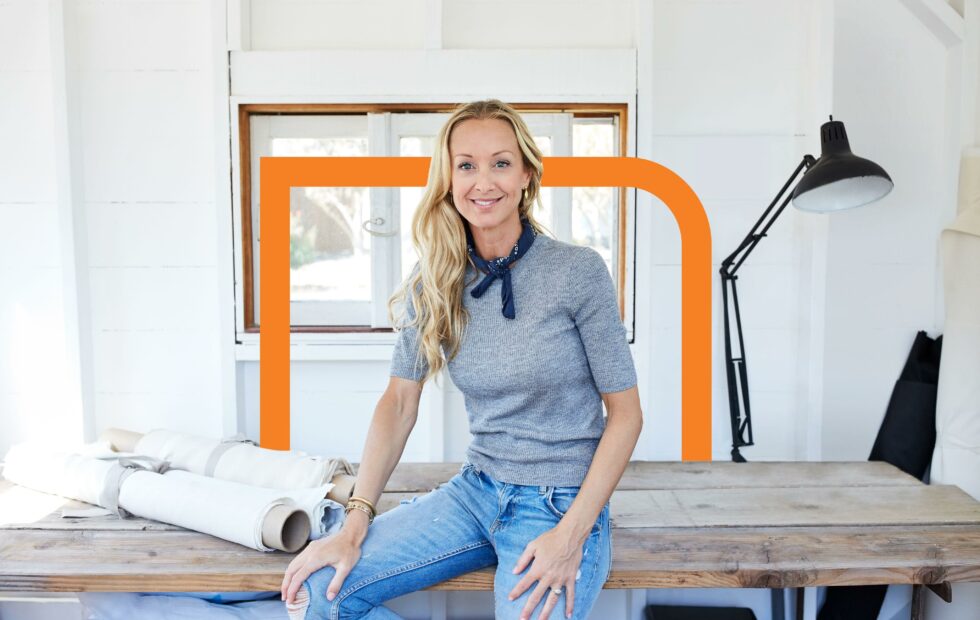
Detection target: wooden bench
<box><xmin>2</xmin><ymin>461</ymin><xmax>980</xmax><ymax>618</ymax></box>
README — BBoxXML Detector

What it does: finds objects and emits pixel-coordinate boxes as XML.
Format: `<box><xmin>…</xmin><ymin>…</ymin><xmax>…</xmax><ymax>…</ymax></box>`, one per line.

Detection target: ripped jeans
<box><xmin>290</xmin><ymin>461</ymin><xmax>611</xmax><ymax>620</ymax></box>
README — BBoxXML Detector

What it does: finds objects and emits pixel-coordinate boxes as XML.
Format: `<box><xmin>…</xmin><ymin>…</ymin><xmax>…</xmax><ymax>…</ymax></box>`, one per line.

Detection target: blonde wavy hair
<box><xmin>387</xmin><ymin>99</ymin><xmax>554</xmax><ymax>388</ymax></box>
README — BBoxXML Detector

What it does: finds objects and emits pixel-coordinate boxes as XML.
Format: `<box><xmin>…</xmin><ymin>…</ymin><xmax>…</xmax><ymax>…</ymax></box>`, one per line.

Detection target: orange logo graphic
<box><xmin>260</xmin><ymin>157</ymin><xmax>712</xmax><ymax>460</ymax></box>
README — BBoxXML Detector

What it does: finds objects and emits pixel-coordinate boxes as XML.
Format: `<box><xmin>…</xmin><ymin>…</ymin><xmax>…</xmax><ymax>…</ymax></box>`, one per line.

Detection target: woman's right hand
<box><xmin>281</xmin><ymin>528</ymin><xmax>364</xmax><ymax>605</ymax></box>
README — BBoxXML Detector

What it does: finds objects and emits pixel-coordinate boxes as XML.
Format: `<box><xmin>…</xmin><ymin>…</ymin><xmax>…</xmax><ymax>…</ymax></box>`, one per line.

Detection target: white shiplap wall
<box><xmin>0</xmin><ymin>0</ymin><xmax>80</xmax><ymax>456</ymax></box>
<box><xmin>0</xmin><ymin>0</ymin><xmax>969</xmax><ymax>618</ymax></box>
<box><xmin>0</xmin><ymin>0</ymin><xmax>227</xmax><ymax>463</ymax></box>
<box><xmin>821</xmin><ymin>0</ymin><xmax>956</xmax><ymax>461</ymax></box>
<box><xmin>75</xmin><ymin>0</ymin><xmax>224</xmax><ymax>441</ymax></box>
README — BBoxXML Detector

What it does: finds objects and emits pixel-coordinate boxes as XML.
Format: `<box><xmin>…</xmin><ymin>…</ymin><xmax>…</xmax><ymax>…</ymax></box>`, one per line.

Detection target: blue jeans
<box><xmin>295</xmin><ymin>462</ymin><xmax>611</xmax><ymax>619</ymax></box>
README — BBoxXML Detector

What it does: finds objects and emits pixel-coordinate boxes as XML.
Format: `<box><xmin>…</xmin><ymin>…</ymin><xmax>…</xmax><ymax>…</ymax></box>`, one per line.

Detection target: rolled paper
<box><xmin>327</xmin><ymin>474</ymin><xmax>356</xmax><ymax>504</ymax></box>
<box><xmin>100</xmin><ymin>428</ymin><xmax>143</xmax><ymax>453</ymax></box>
<box><xmin>116</xmin><ymin>469</ymin><xmax>311</xmax><ymax>552</ymax></box>
<box><xmin>105</xmin><ymin>428</ymin><xmax>355</xmax><ymax>499</ymax></box>
<box><xmin>98</xmin><ymin>428</ymin><xmax>356</xmax><ymax>537</ymax></box>
<box><xmin>2</xmin><ymin>443</ymin><xmax>114</xmax><ymax>506</ymax></box>
<box><xmin>263</xmin><ymin>504</ymin><xmax>310</xmax><ymax>553</ymax></box>
<box><xmin>2</xmin><ymin>443</ymin><xmax>322</xmax><ymax>552</ymax></box>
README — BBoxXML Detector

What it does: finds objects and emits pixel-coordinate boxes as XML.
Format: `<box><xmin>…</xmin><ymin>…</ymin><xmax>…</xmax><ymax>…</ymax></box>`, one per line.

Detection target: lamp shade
<box><xmin>791</xmin><ymin>117</ymin><xmax>893</xmax><ymax>213</ymax></box>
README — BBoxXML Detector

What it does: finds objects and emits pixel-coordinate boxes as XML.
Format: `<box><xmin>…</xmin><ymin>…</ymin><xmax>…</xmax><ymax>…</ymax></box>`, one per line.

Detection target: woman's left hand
<box><xmin>507</xmin><ymin>526</ymin><xmax>582</xmax><ymax>619</ymax></box>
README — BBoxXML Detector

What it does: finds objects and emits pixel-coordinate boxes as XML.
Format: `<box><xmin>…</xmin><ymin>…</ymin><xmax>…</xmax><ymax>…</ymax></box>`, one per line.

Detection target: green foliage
<box><xmin>290</xmin><ymin>222</ymin><xmax>318</xmax><ymax>269</ymax></box>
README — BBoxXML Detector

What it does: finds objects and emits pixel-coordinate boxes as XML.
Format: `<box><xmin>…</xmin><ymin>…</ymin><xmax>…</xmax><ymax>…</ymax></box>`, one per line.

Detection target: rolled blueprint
<box><xmin>117</xmin><ymin>469</ymin><xmax>312</xmax><ymax>552</ymax></box>
<box><xmin>1</xmin><ymin>443</ymin><xmax>320</xmax><ymax>552</ymax></box>
<box><xmin>101</xmin><ymin>428</ymin><xmax>143</xmax><ymax>453</ymax></box>
<box><xmin>101</xmin><ymin>428</ymin><xmax>356</xmax><ymax>504</ymax></box>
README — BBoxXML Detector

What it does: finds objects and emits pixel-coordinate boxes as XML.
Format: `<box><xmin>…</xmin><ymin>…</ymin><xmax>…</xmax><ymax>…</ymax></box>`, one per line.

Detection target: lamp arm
<box><xmin>719</xmin><ymin>154</ymin><xmax>815</xmax><ymax>462</ymax></box>
<box><xmin>720</xmin><ymin>155</ymin><xmax>816</xmax><ymax>278</ymax></box>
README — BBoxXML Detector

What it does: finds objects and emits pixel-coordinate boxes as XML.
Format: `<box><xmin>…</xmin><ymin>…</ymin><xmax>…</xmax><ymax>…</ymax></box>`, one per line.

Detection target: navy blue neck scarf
<box><xmin>465</xmin><ymin>217</ymin><xmax>537</xmax><ymax>319</ymax></box>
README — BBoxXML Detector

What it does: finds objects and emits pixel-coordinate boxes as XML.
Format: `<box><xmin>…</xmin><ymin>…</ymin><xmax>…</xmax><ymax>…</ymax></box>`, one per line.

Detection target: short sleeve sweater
<box><xmin>389</xmin><ymin>233</ymin><xmax>637</xmax><ymax>486</ymax></box>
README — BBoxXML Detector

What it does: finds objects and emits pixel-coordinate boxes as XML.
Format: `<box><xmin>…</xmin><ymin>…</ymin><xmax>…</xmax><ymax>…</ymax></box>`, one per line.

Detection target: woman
<box><xmin>281</xmin><ymin>99</ymin><xmax>643</xmax><ymax>620</ymax></box>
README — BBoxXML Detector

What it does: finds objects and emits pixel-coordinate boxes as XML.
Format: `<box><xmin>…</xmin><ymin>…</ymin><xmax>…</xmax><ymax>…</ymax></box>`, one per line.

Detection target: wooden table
<box><xmin>3</xmin><ymin>461</ymin><xmax>980</xmax><ymax>619</ymax></box>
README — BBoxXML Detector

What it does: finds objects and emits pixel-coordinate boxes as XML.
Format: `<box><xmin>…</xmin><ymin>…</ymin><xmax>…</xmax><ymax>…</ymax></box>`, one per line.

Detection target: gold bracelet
<box><xmin>349</xmin><ymin>495</ymin><xmax>376</xmax><ymax>513</ymax></box>
<box><xmin>347</xmin><ymin>497</ymin><xmax>374</xmax><ymax>514</ymax></box>
<box><xmin>345</xmin><ymin>501</ymin><xmax>374</xmax><ymax>525</ymax></box>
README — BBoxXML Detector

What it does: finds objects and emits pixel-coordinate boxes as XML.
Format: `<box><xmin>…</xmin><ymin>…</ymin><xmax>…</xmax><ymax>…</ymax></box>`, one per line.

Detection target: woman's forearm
<box><xmin>340</xmin><ymin>393</ymin><xmax>419</xmax><ymax>545</ymax></box>
<box><xmin>555</xmin><ymin>410</ymin><xmax>642</xmax><ymax>546</ymax></box>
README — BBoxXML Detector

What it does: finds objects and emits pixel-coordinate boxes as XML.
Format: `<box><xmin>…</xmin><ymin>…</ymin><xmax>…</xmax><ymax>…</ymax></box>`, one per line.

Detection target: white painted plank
<box><xmin>79</xmin><ymin>71</ymin><xmax>212</xmax><ymax>203</ymax></box>
<box><xmin>0</xmin><ymin>73</ymin><xmax>58</xmax><ymax>203</ymax></box>
<box><xmin>86</xmin><ymin>202</ymin><xmax>217</xmax><ymax>267</ymax></box>
<box><xmin>249</xmin><ymin>0</ymin><xmax>426</xmax><ymax>50</ymax></box>
<box><xmin>231</xmin><ymin>49</ymin><xmax>636</xmax><ymax>98</ymax></box>
<box><xmin>95</xmin><ymin>389</ymin><xmax>224</xmax><ymax>439</ymax></box>
<box><xmin>651</xmin><ymin>135</ymin><xmax>809</xmax><ymax>203</ymax></box>
<box><xmin>443</xmin><ymin>0</ymin><xmax>635</xmax><ymax>48</ymax></box>
<box><xmin>0</xmin><ymin>203</ymin><xmax>61</xmax><ymax>267</ymax></box>
<box><xmin>898</xmin><ymin>0</ymin><xmax>966</xmax><ymax>46</ymax></box>
<box><xmin>88</xmin><ymin>266</ymin><xmax>221</xmax><ymax>331</ymax></box>
<box><xmin>90</xmin><ymin>329</ymin><xmax>221</xmax><ymax>398</ymax></box>
<box><xmin>653</xmin><ymin>0</ymin><xmax>803</xmax><ymax>73</ymax></box>
<box><xmin>75</xmin><ymin>0</ymin><xmax>208</xmax><ymax>71</ymax></box>
<box><xmin>50</xmin><ymin>0</ymin><xmax>95</xmax><ymax>445</ymax></box>
<box><xmin>0</xmin><ymin>0</ymin><xmax>49</xmax><ymax>72</ymax></box>
<box><xmin>210</xmin><ymin>0</ymin><xmax>241</xmax><ymax>437</ymax></box>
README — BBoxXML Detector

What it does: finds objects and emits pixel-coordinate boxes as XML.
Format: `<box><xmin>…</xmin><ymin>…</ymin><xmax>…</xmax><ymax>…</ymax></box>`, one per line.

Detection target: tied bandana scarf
<box><xmin>466</xmin><ymin>217</ymin><xmax>537</xmax><ymax>319</ymax></box>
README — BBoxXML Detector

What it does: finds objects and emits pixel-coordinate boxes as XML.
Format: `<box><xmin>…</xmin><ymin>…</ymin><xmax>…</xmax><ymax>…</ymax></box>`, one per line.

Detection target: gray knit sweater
<box><xmin>389</xmin><ymin>233</ymin><xmax>637</xmax><ymax>486</ymax></box>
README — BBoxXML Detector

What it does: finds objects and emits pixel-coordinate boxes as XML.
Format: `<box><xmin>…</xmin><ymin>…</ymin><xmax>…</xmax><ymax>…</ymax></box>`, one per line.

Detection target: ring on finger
<box><xmin>550</xmin><ymin>586</ymin><xmax>562</xmax><ymax>595</ymax></box>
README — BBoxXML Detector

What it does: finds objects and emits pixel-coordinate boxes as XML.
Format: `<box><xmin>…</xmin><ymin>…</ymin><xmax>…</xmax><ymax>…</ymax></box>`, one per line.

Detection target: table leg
<box><xmin>770</xmin><ymin>587</ymin><xmax>785</xmax><ymax>620</ymax></box>
<box><xmin>430</xmin><ymin>591</ymin><xmax>447</xmax><ymax>620</ymax></box>
<box><xmin>911</xmin><ymin>584</ymin><xmax>924</xmax><ymax>619</ymax></box>
<box><xmin>626</xmin><ymin>588</ymin><xmax>646</xmax><ymax>620</ymax></box>
<box><xmin>795</xmin><ymin>587</ymin><xmax>819</xmax><ymax>620</ymax></box>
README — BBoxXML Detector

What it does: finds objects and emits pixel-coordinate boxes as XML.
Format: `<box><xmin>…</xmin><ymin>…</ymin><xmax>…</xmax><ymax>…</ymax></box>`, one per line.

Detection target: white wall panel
<box><xmin>0</xmin><ymin>72</ymin><xmax>58</xmax><ymax>203</ymax></box>
<box><xmin>88</xmin><ymin>267</ymin><xmax>220</xmax><ymax>331</ymax></box>
<box><xmin>79</xmin><ymin>71</ymin><xmax>213</xmax><ymax>203</ymax></box>
<box><xmin>92</xmin><ymin>329</ymin><xmax>221</xmax><ymax>393</ymax></box>
<box><xmin>651</xmin><ymin>0</ymin><xmax>806</xmax><ymax>135</ymax></box>
<box><xmin>443</xmin><ymin>0</ymin><xmax>636</xmax><ymax>49</ymax></box>
<box><xmin>86</xmin><ymin>202</ymin><xmax>218</xmax><ymax>267</ymax></box>
<box><xmin>0</xmin><ymin>0</ymin><xmax>71</xmax><ymax>460</ymax></box>
<box><xmin>650</xmin><ymin>135</ymin><xmax>808</xmax><ymax>204</ymax></box>
<box><xmin>822</xmin><ymin>0</ymin><xmax>952</xmax><ymax>460</ymax></box>
<box><xmin>63</xmin><ymin>0</ymin><xmax>225</xmax><ymax>446</ymax></box>
<box><xmin>0</xmin><ymin>0</ymin><xmax>49</xmax><ymax>72</ymax></box>
<box><xmin>250</xmin><ymin>0</ymin><xmax>427</xmax><ymax>50</ymax></box>
<box><xmin>0</xmin><ymin>203</ymin><xmax>61</xmax><ymax>267</ymax></box>
<box><xmin>76</xmin><ymin>0</ymin><xmax>208</xmax><ymax>71</ymax></box>
<box><xmin>231</xmin><ymin>49</ymin><xmax>636</xmax><ymax>99</ymax></box>
<box><xmin>0</xmin><ymin>268</ymin><xmax>74</xmax><ymax>451</ymax></box>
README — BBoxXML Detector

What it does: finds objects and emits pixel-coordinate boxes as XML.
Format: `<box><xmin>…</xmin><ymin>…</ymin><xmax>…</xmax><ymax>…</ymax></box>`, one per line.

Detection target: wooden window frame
<box><xmin>237</xmin><ymin>102</ymin><xmax>629</xmax><ymax>335</ymax></box>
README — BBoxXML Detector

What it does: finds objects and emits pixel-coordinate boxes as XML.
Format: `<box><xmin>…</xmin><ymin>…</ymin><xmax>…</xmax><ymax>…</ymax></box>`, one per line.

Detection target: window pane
<box><xmin>572</xmin><ymin>121</ymin><xmax>616</xmax><ymax>267</ymax></box>
<box><xmin>271</xmin><ymin>137</ymin><xmax>371</xmax><ymax>302</ymax></box>
<box><xmin>532</xmin><ymin>136</ymin><xmax>553</xmax><ymax>232</ymax></box>
<box><xmin>399</xmin><ymin>136</ymin><xmax>435</xmax><ymax>281</ymax></box>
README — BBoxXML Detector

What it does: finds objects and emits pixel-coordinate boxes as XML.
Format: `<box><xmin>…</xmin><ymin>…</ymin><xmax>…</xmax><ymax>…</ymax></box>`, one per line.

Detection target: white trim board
<box><xmin>210</xmin><ymin>0</ymin><xmax>239</xmax><ymax>438</ymax></box>
<box><xmin>230</xmin><ymin>49</ymin><xmax>637</xmax><ymax>98</ymax></box>
<box><xmin>49</xmin><ymin>0</ymin><xmax>95</xmax><ymax>444</ymax></box>
<box><xmin>898</xmin><ymin>0</ymin><xmax>966</xmax><ymax>46</ymax></box>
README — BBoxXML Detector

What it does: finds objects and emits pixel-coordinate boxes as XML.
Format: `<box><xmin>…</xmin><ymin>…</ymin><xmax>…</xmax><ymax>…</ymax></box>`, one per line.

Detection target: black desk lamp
<box><xmin>720</xmin><ymin>116</ymin><xmax>894</xmax><ymax>462</ymax></box>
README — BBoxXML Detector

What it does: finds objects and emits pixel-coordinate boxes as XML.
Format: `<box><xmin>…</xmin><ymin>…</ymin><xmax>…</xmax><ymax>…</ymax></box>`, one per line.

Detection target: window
<box><xmin>235</xmin><ymin>104</ymin><xmax>628</xmax><ymax>338</ymax></box>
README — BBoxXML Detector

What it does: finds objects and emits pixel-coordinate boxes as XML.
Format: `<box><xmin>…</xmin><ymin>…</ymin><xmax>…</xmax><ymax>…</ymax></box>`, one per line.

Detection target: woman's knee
<box><xmin>300</xmin><ymin>566</ymin><xmax>381</xmax><ymax>620</ymax></box>
<box><xmin>299</xmin><ymin>565</ymin><xmax>338</xmax><ymax>619</ymax></box>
